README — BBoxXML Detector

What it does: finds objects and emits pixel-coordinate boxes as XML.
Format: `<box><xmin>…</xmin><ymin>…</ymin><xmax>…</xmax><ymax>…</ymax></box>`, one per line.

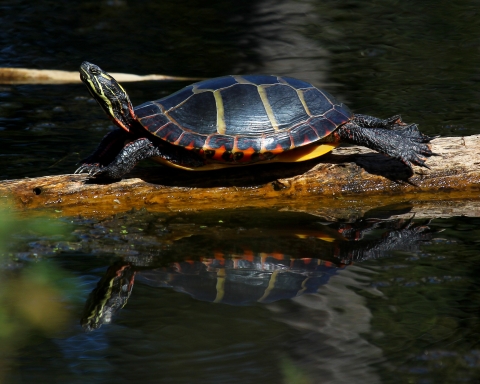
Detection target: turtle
<box><xmin>75</xmin><ymin>61</ymin><xmax>433</xmax><ymax>180</ymax></box>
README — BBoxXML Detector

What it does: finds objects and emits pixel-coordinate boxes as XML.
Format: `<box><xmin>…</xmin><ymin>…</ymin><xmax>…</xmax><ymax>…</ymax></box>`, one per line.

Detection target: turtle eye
<box><xmin>89</xmin><ymin>66</ymin><xmax>101</xmax><ymax>75</ymax></box>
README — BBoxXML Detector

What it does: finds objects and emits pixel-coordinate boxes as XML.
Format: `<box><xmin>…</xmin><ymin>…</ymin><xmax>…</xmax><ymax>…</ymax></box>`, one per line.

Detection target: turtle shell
<box><xmin>134</xmin><ymin>75</ymin><xmax>352</xmax><ymax>164</ymax></box>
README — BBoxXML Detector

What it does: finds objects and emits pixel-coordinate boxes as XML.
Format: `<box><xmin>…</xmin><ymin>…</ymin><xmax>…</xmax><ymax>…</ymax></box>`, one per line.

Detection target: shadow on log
<box><xmin>0</xmin><ymin>135</ymin><xmax>479</xmax><ymax>219</ymax></box>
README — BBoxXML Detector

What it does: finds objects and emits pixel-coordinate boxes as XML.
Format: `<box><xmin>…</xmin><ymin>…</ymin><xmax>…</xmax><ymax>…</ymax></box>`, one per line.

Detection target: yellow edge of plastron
<box><xmin>152</xmin><ymin>143</ymin><xmax>339</xmax><ymax>171</ymax></box>
<box><xmin>295</xmin><ymin>234</ymin><xmax>335</xmax><ymax>242</ymax></box>
<box><xmin>273</xmin><ymin>143</ymin><xmax>338</xmax><ymax>163</ymax></box>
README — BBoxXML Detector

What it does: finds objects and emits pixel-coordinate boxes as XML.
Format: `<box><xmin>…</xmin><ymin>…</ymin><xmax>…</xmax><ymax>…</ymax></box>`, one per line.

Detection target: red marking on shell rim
<box><xmin>269</xmin><ymin>143</ymin><xmax>287</xmax><ymax>154</ymax></box>
<box><xmin>236</xmin><ymin>146</ymin><xmax>256</xmax><ymax>162</ymax></box>
<box><xmin>210</xmin><ymin>145</ymin><xmax>227</xmax><ymax>161</ymax></box>
<box><xmin>184</xmin><ymin>141</ymin><xmax>196</xmax><ymax>151</ymax></box>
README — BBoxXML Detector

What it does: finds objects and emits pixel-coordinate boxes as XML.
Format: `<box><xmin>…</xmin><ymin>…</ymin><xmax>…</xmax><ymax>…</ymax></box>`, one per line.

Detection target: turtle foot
<box><xmin>75</xmin><ymin>163</ymin><xmax>120</xmax><ymax>179</ymax></box>
<box><xmin>397</xmin><ymin>146</ymin><xmax>432</xmax><ymax>170</ymax></box>
<box><xmin>337</xmin><ymin>122</ymin><xmax>434</xmax><ymax>171</ymax></box>
<box><xmin>388</xmin><ymin>133</ymin><xmax>433</xmax><ymax>170</ymax></box>
<box><xmin>392</xmin><ymin>123</ymin><xmax>432</xmax><ymax>143</ymax></box>
<box><xmin>384</xmin><ymin>115</ymin><xmax>406</xmax><ymax>128</ymax></box>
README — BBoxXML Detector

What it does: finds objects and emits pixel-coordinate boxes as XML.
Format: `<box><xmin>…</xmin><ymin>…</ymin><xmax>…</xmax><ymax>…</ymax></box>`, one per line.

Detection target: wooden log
<box><xmin>0</xmin><ymin>135</ymin><xmax>479</xmax><ymax>220</ymax></box>
<box><xmin>0</xmin><ymin>67</ymin><xmax>201</xmax><ymax>84</ymax></box>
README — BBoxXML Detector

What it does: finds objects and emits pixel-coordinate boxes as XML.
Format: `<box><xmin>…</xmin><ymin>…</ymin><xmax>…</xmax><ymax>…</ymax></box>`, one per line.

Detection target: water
<box><xmin>1</xmin><ymin>0</ymin><xmax>480</xmax><ymax>383</ymax></box>
<box><xmin>1</xmin><ymin>209</ymin><xmax>480</xmax><ymax>383</ymax></box>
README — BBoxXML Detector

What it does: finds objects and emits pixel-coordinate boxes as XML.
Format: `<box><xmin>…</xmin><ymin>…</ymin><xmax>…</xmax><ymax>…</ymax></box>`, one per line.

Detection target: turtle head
<box><xmin>80</xmin><ymin>62</ymin><xmax>136</xmax><ymax>132</ymax></box>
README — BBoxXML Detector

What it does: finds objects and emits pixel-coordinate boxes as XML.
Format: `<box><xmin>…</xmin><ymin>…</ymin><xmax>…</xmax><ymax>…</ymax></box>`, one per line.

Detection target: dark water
<box><xmin>2</xmin><ymin>209</ymin><xmax>480</xmax><ymax>383</ymax></box>
<box><xmin>1</xmin><ymin>0</ymin><xmax>480</xmax><ymax>383</ymax></box>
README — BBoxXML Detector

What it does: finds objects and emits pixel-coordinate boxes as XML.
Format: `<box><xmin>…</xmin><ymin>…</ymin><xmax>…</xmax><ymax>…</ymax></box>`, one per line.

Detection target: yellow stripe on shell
<box><xmin>213</xmin><ymin>90</ymin><xmax>226</xmax><ymax>135</ymax></box>
<box><xmin>191</xmin><ymin>85</ymin><xmax>213</xmax><ymax>93</ymax></box>
<box><xmin>232</xmin><ymin>75</ymin><xmax>251</xmax><ymax>84</ymax></box>
<box><xmin>296</xmin><ymin>89</ymin><xmax>312</xmax><ymax>116</ymax></box>
<box><xmin>257</xmin><ymin>85</ymin><xmax>279</xmax><ymax>131</ymax></box>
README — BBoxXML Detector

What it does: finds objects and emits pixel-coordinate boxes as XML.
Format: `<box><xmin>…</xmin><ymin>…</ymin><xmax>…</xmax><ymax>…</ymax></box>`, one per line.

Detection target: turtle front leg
<box><xmin>75</xmin><ymin>137</ymin><xmax>205</xmax><ymax>179</ymax></box>
<box><xmin>78</xmin><ymin>128</ymin><xmax>130</xmax><ymax>166</ymax></box>
<box><xmin>336</xmin><ymin>122</ymin><xmax>433</xmax><ymax>170</ymax></box>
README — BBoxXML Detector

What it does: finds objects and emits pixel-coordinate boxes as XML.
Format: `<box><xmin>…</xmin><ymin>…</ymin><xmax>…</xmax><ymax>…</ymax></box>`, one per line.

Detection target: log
<box><xmin>0</xmin><ymin>135</ymin><xmax>479</xmax><ymax>220</ymax></box>
<box><xmin>0</xmin><ymin>67</ymin><xmax>201</xmax><ymax>84</ymax></box>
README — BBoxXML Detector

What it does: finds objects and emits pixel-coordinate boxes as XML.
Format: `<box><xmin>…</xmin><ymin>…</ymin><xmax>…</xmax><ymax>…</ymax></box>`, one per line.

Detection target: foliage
<box><xmin>0</xmin><ymin>207</ymin><xmax>77</xmax><ymax>380</ymax></box>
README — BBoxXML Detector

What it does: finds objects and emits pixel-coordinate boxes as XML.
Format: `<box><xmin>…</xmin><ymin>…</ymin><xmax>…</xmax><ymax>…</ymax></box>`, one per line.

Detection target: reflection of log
<box><xmin>0</xmin><ymin>67</ymin><xmax>200</xmax><ymax>84</ymax></box>
<box><xmin>0</xmin><ymin>135</ymin><xmax>479</xmax><ymax>219</ymax></box>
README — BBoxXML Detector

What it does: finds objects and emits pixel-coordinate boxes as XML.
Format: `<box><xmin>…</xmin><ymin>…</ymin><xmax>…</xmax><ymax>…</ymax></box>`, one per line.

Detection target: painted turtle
<box><xmin>75</xmin><ymin>62</ymin><xmax>432</xmax><ymax>179</ymax></box>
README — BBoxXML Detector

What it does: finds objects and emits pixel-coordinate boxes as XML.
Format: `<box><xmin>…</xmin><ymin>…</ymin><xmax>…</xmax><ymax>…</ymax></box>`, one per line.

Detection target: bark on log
<box><xmin>0</xmin><ymin>135</ymin><xmax>479</xmax><ymax>220</ymax></box>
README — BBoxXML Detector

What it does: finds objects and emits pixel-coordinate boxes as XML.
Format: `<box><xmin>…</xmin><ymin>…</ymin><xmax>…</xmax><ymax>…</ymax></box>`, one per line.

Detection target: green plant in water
<box><xmin>0</xmin><ymin>206</ymin><xmax>78</xmax><ymax>380</ymax></box>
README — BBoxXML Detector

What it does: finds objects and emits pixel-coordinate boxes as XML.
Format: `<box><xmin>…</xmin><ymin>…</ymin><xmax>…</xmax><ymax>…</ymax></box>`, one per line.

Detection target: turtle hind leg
<box><xmin>352</xmin><ymin>114</ymin><xmax>405</xmax><ymax>129</ymax></box>
<box><xmin>75</xmin><ymin>138</ymin><xmax>205</xmax><ymax>180</ymax></box>
<box><xmin>353</xmin><ymin>114</ymin><xmax>432</xmax><ymax>143</ymax></box>
<box><xmin>336</xmin><ymin>122</ymin><xmax>433</xmax><ymax>170</ymax></box>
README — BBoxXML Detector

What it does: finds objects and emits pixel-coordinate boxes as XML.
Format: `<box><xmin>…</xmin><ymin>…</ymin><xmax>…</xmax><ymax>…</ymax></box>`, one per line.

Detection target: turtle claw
<box><xmin>75</xmin><ymin>163</ymin><xmax>105</xmax><ymax>177</ymax></box>
<box><xmin>421</xmin><ymin>162</ymin><xmax>431</xmax><ymax>170</ymax></box>
<box><xmin>393</xmin><ymin>123</ymin><xmax>430</xmax><ymax>142</ymax></box>
<box><xmin>396</xmin><ymin>142</ymin><xmax>433</xmax><ymax>170</ymax></box>
<box><xmin>412</xmin><ymin>156</ymin><xmax>431</xmax><ymax>169</ymax></box>
<box><xmin>75</xmin><ymin>162</ymin><xmax>125</xmax><ymax>180</ymax></box>
<box><xmin>385</xmin><ymin>115</ymin><xmax>406</xmax><ymax>127</ymax></box>
<box><xmin>386</xmin><ymin>125</ymin><xmax>434</xmax><ymax>169</ymax></box>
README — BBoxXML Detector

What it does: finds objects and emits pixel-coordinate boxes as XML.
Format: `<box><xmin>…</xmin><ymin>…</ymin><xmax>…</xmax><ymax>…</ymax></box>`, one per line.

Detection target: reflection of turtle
<box><xmin>81</xmin><ymin>263</ymin><xmax>135</xmax><ymax>332</ymax></box>
<box><xmin>76</xmin><ymin>62</ymin><xmax>432</xmax><ymax>179</ymax></box>
<box><xmin>81</xmin><ymin>257</ymin><xmax>342</xmax><ymax>331</ymax></box>
<box><xmin>81</xmin><ymin>218</ymin><xmax>435</xmax><ymax>331</ymax></box>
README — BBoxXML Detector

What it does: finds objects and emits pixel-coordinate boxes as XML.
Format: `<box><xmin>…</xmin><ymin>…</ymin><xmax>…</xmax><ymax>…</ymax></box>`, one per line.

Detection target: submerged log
<box><xmin>0</xmin><ymin>135</ymin><xmax>479</xmax><ymax>219</ymax></box>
